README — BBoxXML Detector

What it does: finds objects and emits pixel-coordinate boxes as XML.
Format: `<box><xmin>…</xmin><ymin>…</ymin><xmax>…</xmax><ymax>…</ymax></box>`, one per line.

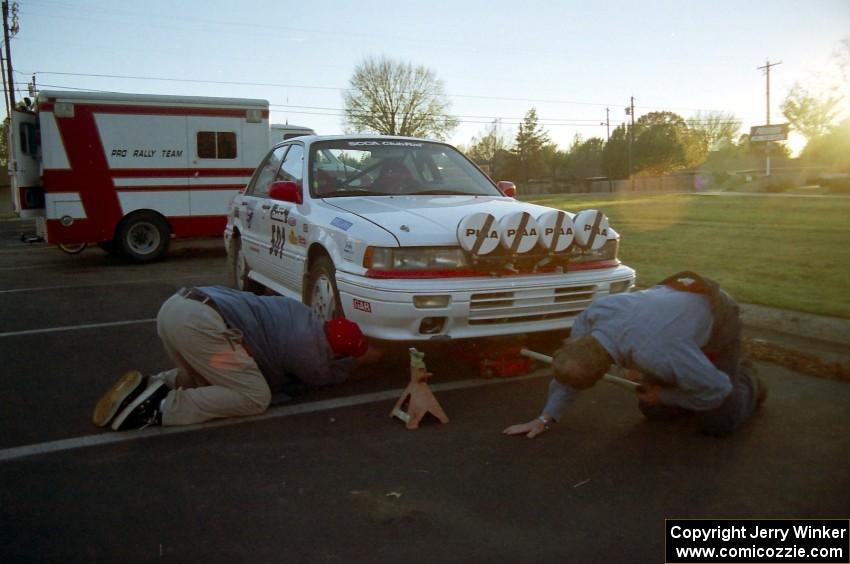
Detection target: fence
<box><xmin>519</xmin><ymin>173</ymin><xmax>702</xmax><ymax>195</ymax></box>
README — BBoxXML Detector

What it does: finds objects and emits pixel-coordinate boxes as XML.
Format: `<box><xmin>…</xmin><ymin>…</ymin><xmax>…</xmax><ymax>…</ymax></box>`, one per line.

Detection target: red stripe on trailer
<box><xmin>39</xmin><ymin>101</ymin><xmax>269</xmax><ymax>118</ymax></box>
<box><xmin>115</xmin><ymin>185</ymin><xmax>244</xmax><ymax>192</ymax></box>
<box><xmin>46</xmin><ymin>218</ymin><xmax>100</xmax><ymax>244</ymax></box>
<box><xmin>50</xmin><ymin>107</ymin><xmax>123</xmax><ymax>242</ymax></box>
<box><xmin>47</xmin><ymin>215</ymin><xmax>228</xmax><ymax>241</ymax></box>
<box><xmin>110</xmin><ymin>168</ymin><xmax>254</xmax><ymax>178</ymax></box>
<box><xmin>169</xmin><ymin>216</ymin><xmax>227</xmax><ymax>238</ymax></box>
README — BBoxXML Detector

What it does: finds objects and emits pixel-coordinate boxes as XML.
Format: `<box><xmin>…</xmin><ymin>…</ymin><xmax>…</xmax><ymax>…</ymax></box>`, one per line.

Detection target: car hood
<box><xmin>325</xmin><ymin>195</ymin><xmax>559</xmax><ymax>246</ymax></box>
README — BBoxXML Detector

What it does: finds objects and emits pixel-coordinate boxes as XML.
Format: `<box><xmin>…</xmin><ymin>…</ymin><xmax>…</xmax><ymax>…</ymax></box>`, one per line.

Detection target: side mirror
<box><xmin>497</xmin><ymin>181</ymin><xmax>517</xmax><ymax>198</ymax></box>
<box><xmin>269</xmin><ymin>180</ymin><xmax>302</xmax><ymax>204</ymax></box>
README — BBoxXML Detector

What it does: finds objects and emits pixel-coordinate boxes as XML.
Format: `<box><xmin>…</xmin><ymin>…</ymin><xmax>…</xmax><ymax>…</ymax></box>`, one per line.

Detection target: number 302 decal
<box><xmin>270</xmin><ymin>224</ymin><xmax>286</xmax><ymax>257</ymax></box>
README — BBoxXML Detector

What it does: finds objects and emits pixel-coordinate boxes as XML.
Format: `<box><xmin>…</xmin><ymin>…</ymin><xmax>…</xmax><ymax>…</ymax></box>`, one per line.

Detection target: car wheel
<box><xmin>117</xmin><ymin>212</ymin><xmax>170</xmax><ymax>262</ymax></box>
<box><xmin>228</xmin><ymin>235</ymin><xmax>265</xmax><ymax>294</ymax></box>
<box><xmin>307</xmin><ymin>256</ymin><xmax>342</xmax><ymax>321</ymax></box>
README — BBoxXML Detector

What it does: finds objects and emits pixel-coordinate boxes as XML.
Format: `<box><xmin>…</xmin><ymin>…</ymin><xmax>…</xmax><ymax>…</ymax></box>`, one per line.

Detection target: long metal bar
<box><xmin>520</xmin><ymin>348</ymin><xmax>640</xmax><ymax>390</ymax></box>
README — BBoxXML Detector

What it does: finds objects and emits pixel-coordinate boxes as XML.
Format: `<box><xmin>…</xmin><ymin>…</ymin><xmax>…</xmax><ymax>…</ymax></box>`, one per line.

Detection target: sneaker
<box><xmin>111</xmin><ymin>380</ymin><xmax>168</xmax><ymax>431</ymax></box>
<box><xmin>92</xmin><ymin>371</ymin><xmax>146</xmax><ymax>427</ymax></box>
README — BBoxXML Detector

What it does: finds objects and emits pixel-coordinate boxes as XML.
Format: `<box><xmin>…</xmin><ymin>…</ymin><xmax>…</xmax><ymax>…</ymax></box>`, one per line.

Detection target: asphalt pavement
<box><xmin>1</xmin><ymin>223</ymin><xmax>848</xmax><ymax>563</ymax></box>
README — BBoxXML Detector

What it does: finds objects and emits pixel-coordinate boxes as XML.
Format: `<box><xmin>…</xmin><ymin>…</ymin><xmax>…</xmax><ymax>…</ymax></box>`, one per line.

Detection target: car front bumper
<box><xmin>336</xmin><ymin>264</ymin><xmax>635</xmax><ymax>341</ymax></box>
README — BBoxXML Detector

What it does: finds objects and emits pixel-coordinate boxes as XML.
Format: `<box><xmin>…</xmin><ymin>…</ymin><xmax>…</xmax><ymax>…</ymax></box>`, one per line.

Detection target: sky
<box><xmin>5</xmin><ymin>0</ymin><xmax>850</xmax><ymax>156</ymax></box>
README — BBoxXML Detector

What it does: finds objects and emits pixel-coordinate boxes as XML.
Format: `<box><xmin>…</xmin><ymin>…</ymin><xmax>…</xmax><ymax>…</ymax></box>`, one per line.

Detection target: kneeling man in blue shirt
<box><xmin>504</xmin><ymin>272</ymin><xmax>765</xmax><ymax>438</ymax></box>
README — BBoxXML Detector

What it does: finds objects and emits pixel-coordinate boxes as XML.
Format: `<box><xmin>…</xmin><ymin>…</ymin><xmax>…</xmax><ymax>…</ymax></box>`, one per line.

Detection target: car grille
<box><xmin>468</xmin><ymin>285</ymin><xmax>596</xmax><ymax>325</ymax></box>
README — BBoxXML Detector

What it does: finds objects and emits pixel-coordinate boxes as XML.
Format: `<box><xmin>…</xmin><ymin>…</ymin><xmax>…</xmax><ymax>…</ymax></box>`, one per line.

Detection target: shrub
<box><xmin>819</xmin><ymin>176</ymin><xmax>850</xmax><ymax>194</ymax></box>
<box><xmin>711</xmin><ymin>170</ymin><xmax>727</xmax><ymax>183</ymax></box>
<box><xmin>764</xmin><ymin>180</ymin><xmax>795</xmax><ymax>193</ymax></box>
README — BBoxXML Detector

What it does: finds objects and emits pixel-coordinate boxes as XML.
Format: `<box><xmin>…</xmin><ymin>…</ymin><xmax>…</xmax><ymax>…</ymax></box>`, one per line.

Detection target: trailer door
<box><xmin>187</xmin><ymin>116</ymin><xmax>249</xmax><ymax>217</ymax></box>
<box><xmin>9</xmin><ymin>109</ymin><xmax>44</xmax><ymax>217</ymax></box>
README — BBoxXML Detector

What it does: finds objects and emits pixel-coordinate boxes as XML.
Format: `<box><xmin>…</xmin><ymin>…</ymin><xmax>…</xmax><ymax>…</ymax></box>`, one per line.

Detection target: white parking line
<box><xmin>0</xmin><ymin>319</ymin><xmax>156</xmax><ymax>338</ymax></box>
<box><xmin>0</xmin><ymin>243</ymin><xmax>51</xmax><ymax>249</ymax></box>
<box><xmin>0</xmin><ymin>275</ymin><xmax>213</xmax><ymax>294</ymax></box>
<box><xmin>0</xmin><ymin>370</ymin><xmax>547</xmax><ymax>462</ymax></box>
<box><xmin>0</xmin><ymin>262</ymin><xmax>72</xmax><ymax>272</ymax></box>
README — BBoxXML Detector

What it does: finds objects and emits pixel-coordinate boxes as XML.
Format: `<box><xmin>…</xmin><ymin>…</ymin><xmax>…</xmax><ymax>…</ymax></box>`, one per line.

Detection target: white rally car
<box><xmin>224</xmin><ymin>135</ymin><xmax>635</xmax><ymax>341</ymax></box>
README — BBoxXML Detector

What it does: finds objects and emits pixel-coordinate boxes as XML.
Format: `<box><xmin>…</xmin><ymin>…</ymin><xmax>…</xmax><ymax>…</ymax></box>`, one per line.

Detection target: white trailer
<box><xmin>270</xmin><ymin>123</ymin><xmax>315</xmax><ymax>145</ymax></box>
<box><xmin>8</xmin><ymin>90</ymin><xmax>271</xmax><ymax>261</ymax></box>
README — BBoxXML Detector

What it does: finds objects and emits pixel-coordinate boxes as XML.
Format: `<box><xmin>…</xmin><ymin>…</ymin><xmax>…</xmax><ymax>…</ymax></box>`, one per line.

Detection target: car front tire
<box><xmin>307</xmin><ymin>256</ymin><xmax>342</xmax><ymax>320</ymax></box>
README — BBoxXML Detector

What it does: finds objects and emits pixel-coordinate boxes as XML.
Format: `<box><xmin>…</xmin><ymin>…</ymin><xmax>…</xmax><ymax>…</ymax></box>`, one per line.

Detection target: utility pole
<box><xmin>757</xmin><ymin>59</ymin><xmax>781</xmax><ymax>177</ymax></box>
<box><xmin>625</xmin><ymin>96</ymin><xmax>635</xmax><ymax>190</ymax></box>
<box><xmin>2</xmin><ymin>1</ymin><xmax>18</xmax><ymax>111</ymax></box>
<box><xmin>600</xmin><ymin>108</ymin><xmax>611</xmax><ymax>191</ymax></box>
<box><xmin>0</xmin><ymin>51</ymin><xmax>8</xmax><ymax>118</ymax></box>
<box><xmin>601</xmin><ymin>107</ymin><xmax>610</xmax><ymax>141</ymax></box>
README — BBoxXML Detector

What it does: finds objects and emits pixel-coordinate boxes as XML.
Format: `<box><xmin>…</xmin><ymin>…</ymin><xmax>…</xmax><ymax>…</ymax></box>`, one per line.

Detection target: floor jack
<box><xmin>390</xmin><ymin>348</ymin><xmax>450</xmax><ymax>429</ymax></box>
<box><xmin>454</xmin><ymin>341</ymin><xmax>534</xmax><ymax>379</ymax></box>
<box><xmin>469</xmin><ymin>345</ymin><xmax>639</xmax><ymax>390</ymax></box>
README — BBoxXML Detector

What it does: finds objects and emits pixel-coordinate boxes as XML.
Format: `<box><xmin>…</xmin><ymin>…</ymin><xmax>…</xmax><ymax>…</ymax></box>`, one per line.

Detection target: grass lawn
<box><xmin>523</xmin><ymin>193</ymin><xmax>850</xmax><ymax>319</ymax></box>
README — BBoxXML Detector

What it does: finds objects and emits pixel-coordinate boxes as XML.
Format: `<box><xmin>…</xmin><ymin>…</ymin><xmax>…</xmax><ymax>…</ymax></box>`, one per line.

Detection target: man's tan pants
<box><xmin>152</xmin><ymin>293</ymin><xmax>271</xmax><ymax>426</ymax></box>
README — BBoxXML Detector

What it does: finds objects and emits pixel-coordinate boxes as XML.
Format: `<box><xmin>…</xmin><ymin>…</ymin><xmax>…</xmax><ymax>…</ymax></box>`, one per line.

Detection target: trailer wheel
<box><xmin>97</xmin><ymin>241</ymin><xmax>116</xmax><ymax>255</ymax></box>
<box><xmin>228</xmin><ymin>235</ymin><xmax>265</xmax><ymax>294</ymax></box>
<box><xmin>58</xmin><ymin>242</ymin><xmax>88</xmax><ymax>255</ymax></box>
<box><xmin>118</xmin><ymin>212</ymin><xmax>170</xmax><ymax>262</ymax></box>
<box><xmin>306</xmin><ymin>256</ymin><xmax>342</xmax><ymax>321</ymax></box>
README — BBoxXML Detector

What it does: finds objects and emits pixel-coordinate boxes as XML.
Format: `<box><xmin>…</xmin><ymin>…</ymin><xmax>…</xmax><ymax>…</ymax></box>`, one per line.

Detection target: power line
<box><xmin>27</xmin><ymin>80</ymin><xmax>753</xmax><ymax>127</ymax></box>
<box><xmin>26</xmin><ymin>70</ymin><xmax>740</xmax><ymax>115</ymax></box>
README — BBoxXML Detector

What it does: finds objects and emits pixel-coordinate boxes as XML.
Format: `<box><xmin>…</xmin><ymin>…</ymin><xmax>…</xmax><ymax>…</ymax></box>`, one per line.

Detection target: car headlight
<box><xmin>364</xmin><ymin>247</ymin><xmax>469</xmax><ymax>271</ymax></box>
<box><xmin>570</xmin><ymin>238</ymin><xmax>619</xmax><ymax>263</ymax></box>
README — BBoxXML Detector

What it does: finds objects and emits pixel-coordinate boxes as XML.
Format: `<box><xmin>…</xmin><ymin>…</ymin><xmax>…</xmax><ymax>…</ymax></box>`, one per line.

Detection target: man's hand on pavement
<box><xmin>502</xmin><ymin>417</ymin><xmax>548</xmax><ymax>439</ymax></box>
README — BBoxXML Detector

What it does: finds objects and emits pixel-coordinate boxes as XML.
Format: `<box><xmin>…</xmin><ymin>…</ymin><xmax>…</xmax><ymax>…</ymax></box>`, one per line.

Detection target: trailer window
<box><xmin>197</xmin><ymin>131</ymin><xmax>237</xmax><ymax>159</ymax></box>
<box><xmin>19</xmin><ymin>123</ymin><xmax>38</xmax><ymax>156</ymax></box>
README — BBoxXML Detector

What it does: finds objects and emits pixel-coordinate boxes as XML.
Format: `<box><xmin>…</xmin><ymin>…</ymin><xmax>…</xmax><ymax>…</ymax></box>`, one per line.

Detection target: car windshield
<box><xmin>309</xmin><ymin>139</ymin><xmax>501</xmax><ymax>198</ymax></box>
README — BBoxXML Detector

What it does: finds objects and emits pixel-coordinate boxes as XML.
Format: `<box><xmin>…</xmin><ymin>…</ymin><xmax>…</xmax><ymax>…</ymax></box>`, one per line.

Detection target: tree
<box><xmin>540</xmin><ymin>143</ymin><xmax>567</xmax><ymax>186</ymax></box>
<box><xmin>829</xmin><ymin>36</ymin><xmax>850</xmax><ymax>116</ymax></box>
<box><xmin>466</xmin><ymin>119</ymin><xmax>512</xmax><ymax>180</ymax></box>
<box><xmin>633</xmin><ymin>111</ymin><xmax>707</xmax><ymax>175</ymax></box>
<box><xmin>687</xmin><ymin>111</ymin><xmax>741</xmax><ymax>151</ymax></box>
<box><xmin>0</xmin><ymin>119</ymin><xmax>8</xmax><ymax>167</ymax></box>
<box><xmin>342</xmin><ymin>56</ymin><xmax>458</xmax><ymax>140</ymax></box>
<box><xmin>781</xmin><ymin>83</ymin><xmax>842</xmax><ymax>141</ymax></box>
<box><xmin>565</xmin><ymin>135</ymin><xmax>605</xmax><ymax>180</ymax></box>
<box><xmin>800</xmin><ymin>117</ymin><xmax>850</xmax><ymax>171</ymax></box>
<box><xmin>602</xmin><ymin>124</ymin><xmax>630</xmax><ymax>179</ymax></box>
<box><xmin>512</xmin><ymin>108</ymin><xmax>549</xmax><ymax>183</ymax></box>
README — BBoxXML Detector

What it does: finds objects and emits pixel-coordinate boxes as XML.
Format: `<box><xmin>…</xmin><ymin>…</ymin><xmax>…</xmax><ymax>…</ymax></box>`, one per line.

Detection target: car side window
<box><xmin>276</xmin><ymin>144</ymin><xmax>304</xmax><ymax>186</ymax></box>
<box><xmin>247</xmin><ymin>145</ymin><xmax>288</xmax><ymax>198</ymax></box>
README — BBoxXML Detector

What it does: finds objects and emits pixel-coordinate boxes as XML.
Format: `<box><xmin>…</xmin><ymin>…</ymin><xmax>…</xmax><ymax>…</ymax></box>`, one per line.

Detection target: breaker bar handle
<box><xmin>519</xmin><ymin>348</ymin><xmax>640</xmax><ymax>391</ymax></box>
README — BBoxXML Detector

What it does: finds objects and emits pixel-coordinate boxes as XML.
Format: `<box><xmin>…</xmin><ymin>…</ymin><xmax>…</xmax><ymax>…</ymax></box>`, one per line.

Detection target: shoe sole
<box><xmin>111</xmin><ymin>380</ymin><xmax>166</xmax><ymax>431</ymax></box>
<box><xmin>92</xmin><ymin>371</ymin><xmax>145</xmax><ymax>427</ymax></box>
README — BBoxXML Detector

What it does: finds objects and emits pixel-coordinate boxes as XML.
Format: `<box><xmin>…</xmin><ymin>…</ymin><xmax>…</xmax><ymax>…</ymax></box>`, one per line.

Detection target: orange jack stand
<box><xmin>390</xmin><ymin>348</ymin><xmax>450</xmax><ymax>429</ymax></box>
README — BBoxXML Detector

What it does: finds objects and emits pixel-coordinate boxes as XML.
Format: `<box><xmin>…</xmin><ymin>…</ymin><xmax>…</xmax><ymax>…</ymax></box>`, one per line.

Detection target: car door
<box><xmin>265</xmin><ymin>143</ymin><xmax>306</xmax><ymax>293</ymax></box>
<box><xmin>237</xmin><ymin>144</ymin><xmax>288</xmax><ymax>279</ymax></box>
